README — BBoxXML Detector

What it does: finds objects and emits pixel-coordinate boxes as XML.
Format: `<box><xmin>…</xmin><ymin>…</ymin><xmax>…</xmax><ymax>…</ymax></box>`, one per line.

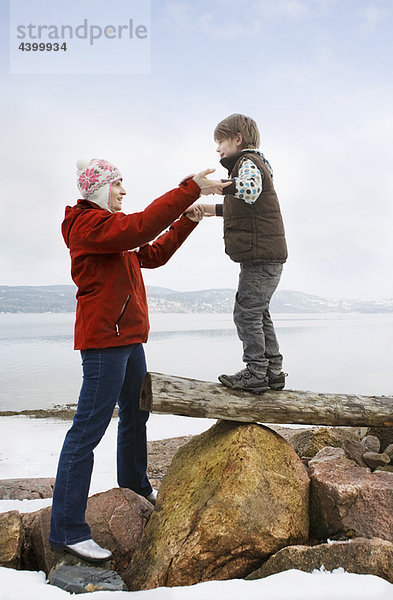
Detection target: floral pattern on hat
<box><xmin>77</xmin><ymin>158</ymin><xmax>121</xmax><ymax>199</ymax></box>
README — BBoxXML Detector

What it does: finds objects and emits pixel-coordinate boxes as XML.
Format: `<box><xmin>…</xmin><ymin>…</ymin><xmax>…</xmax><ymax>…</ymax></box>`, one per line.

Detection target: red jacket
<box><xmin>62</xmin><ymin>179</ymin><xmax>200</xmax><ymax>350</ymax></box>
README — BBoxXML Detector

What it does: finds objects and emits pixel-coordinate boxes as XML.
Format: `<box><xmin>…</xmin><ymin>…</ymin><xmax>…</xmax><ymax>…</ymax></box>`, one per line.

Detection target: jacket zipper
<box><xmin>115</xmin><ymin>294</ymin><xmax>131</xmax><ymax>336</ymax></box>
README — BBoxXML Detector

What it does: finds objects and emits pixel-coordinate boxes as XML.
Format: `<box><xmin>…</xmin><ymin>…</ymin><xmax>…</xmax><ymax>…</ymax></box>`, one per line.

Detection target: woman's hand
<box><xmin>192</xmin><ymin>169</ymin><xmax>232</xmax><ymax>196</ymax></box>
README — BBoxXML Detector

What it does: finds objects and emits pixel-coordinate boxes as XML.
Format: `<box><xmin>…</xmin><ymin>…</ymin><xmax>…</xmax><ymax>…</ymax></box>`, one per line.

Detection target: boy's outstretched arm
<box><xmin>187</xmin><ymin>203</ymin><xmax>222</xmax><ymax>217</ymax></box>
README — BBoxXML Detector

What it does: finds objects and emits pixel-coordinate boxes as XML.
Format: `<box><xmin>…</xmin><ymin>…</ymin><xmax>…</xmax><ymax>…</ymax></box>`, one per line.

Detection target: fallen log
<box><xmin>140</xmin><ymin>372</ymin><xmax>393</xmax><ymax>427</ymax></box>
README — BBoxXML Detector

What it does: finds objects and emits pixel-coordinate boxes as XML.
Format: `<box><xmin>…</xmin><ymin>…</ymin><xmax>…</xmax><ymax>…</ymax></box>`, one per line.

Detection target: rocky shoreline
<box><xmin>1</xmin><ymin>423</ymin><xmax>393</xmax><ymax>593</ymax></box>
<box><xmin>0</xmin><ymin>407</ymin><xmax>79</xmax><ymax>420</ymax></box>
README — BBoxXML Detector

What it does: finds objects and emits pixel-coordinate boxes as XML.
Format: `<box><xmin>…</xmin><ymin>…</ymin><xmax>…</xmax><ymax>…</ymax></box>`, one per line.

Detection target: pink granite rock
<box><xmin>309</xmin><ymin>446</ymin><xmax>393</xmax><ymax>541</ymax></box>
<box><xmin>341</xmin><ymin>439</ymin><xmax>368</xmax><ymax>467</ymax></box>
<box><xmin>25</xmin><ymin>487</ymin><xmax>153</xmax><ymax>575</ymax></box>
<box><xmin>246</xmin><ymin>537</ymin><xmax>393</xmax><ymax>584</ymax></box>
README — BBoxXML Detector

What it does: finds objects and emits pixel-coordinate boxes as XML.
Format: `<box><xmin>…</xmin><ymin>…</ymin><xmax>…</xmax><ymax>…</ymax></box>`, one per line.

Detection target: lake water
<box><xmin>0</xmin><ymin>312</ymin><xmax>392</xmax><ymax>412</ymax></box>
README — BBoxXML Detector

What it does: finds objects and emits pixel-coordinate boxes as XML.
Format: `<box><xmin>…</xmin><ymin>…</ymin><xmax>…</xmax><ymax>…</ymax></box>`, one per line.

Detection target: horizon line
<box><xmin>0</xmin><ymin>283</ymin><xmax>392</xmax><ymax>303</ymax></box>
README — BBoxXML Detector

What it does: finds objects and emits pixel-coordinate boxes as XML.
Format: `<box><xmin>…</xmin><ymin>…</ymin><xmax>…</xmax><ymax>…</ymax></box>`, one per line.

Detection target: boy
<box><xmin>203</xmin><ymin>114</ymin><xmax>288</xmax><ymax>393</ymax></box>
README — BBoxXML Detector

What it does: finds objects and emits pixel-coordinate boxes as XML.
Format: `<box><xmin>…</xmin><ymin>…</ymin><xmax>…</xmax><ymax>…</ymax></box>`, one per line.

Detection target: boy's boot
<box><xmin>267</xmin><ymin>369</ymin><xmax>287</xmax><ymax>390</ymax></box>
<box><xmin>218</xmin><ymin>368</ymin><xmax>269</xmax><ymax>393</ymax></box>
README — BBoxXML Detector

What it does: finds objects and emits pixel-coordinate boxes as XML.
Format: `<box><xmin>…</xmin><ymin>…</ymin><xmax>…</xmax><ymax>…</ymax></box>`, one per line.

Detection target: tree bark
<box><xmin>140</xmin><ymin>372</ymin><xmax>393</xmax><ymax>427</ymax></box>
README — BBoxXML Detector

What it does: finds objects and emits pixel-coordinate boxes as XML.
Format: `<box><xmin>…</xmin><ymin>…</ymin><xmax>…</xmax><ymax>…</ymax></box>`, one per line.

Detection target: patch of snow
<box><xmin>0</xmin><ymin>415</ymin><xmax>213</xmax><ymax>514</ymax></box>
<box><xmin>1</xmin><ymin>567</ymin><xmax>393</xmax><ymax>600</ymax></box>
<box><xmin>0</xmin><ymin>498</ymin><xmax>52</xmax><ymax>514</ymax></box>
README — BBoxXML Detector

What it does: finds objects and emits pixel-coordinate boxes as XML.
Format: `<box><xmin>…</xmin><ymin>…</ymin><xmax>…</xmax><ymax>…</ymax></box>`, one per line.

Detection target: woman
<box><xmin>49</xmin><ymin>158</ymin><xmax>227</xmax><ymax>562</ymax></box>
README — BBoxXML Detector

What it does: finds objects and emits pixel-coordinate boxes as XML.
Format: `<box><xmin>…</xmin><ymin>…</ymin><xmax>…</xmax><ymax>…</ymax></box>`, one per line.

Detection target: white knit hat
<box><xmin>76</xmin><ymin>158</ymin><xmax>122</xmax><ymax>211</ymax></box>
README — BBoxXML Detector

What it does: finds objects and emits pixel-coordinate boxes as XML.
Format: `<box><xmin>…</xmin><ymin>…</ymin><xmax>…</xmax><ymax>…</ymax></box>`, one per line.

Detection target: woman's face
<box><xmin>109</xmin><ymin>180</ymin><xmax>126</xmax><ymax>212</ymax></box>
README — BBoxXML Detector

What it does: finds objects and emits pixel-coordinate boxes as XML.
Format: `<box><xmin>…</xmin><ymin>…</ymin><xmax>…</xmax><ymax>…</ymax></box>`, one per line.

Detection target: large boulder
<box><xmin>246</xmin><ymin>537</ymin><xmax>393</xmax><ymax>584</ymax></box>
<box><xmin>124</xmin><ymin>421</ymin><xmax>309</xmax><ymax>591</ymax></box>
<box><xmin>0</xmin><ymin>511</ymin><xmax>24</xmax><ymax>569</ymax></box>
<box><xmin>25</xmin><ymin>487</ymin><xmax>153</xmax><ymax>574</ymax></box>
<box><xmin>309</xmin><ymin>446</ymin><xmax>393</xmax><ymax>541</ymax></box>
<box><xmin>0</xmin><ymin>478</ymin><xmax>55</xmax><ymax>500</ymax></box>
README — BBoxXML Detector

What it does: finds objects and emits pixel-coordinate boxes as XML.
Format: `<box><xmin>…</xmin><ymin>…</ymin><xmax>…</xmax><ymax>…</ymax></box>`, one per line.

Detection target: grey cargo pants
<box><xmin>233</xmin><ymin>262</ymin><xmax>283</xmax><ymax>377</ymax></box>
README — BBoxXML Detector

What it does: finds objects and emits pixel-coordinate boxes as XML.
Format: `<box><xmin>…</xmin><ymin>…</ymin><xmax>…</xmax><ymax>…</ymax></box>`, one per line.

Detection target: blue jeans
<box><xmin>49</xmin><ymin>343</ymin><xmax>152</xmax><ymax>546</ymax></box>
<box><xmin>234</xmin><ymin>262</ymin><xmax>284</xmax><ymax>377</ymax></box>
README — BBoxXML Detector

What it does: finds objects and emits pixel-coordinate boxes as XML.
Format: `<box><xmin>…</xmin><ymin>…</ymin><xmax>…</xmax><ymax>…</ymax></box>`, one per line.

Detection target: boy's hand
<box><xmin>185</xmin><ymin>203</ymin><xmax>205</xmax><ymax>222</ymax></box>
<box><xmin>192</xmin><ymin>168</ymin><xmax>232</xmax><ymax>196</ymax></box>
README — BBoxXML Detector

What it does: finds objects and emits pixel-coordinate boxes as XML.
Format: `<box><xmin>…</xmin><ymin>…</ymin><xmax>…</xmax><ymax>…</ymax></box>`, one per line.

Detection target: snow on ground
<box><xmin>0</xmin><ymin>414</ymin><xmax>213</xmax><ymax>513</ymax></box>
<box><xmin>1</xmin><ymin>566</ymin><xmax>393</xmax><ymax>600</ymax></box>
<box><xmin>1</xmin><ymin>415</ymin><xmax>393</xmax><ymax>599</ymax></box>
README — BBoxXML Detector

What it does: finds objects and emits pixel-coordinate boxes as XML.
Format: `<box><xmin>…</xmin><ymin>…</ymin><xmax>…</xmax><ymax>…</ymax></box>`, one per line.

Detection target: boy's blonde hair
<box><xmin>214</xmin><ymin>113</ymin><xmax>260</xmax><ymax>148</ymax></box>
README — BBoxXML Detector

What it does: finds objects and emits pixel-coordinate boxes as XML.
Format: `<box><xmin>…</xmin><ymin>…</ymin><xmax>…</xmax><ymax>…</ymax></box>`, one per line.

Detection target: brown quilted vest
<box><xmin>222</xmin><ymin>151</ymin><xmax>288</xmax><ymax>263</ymax></box>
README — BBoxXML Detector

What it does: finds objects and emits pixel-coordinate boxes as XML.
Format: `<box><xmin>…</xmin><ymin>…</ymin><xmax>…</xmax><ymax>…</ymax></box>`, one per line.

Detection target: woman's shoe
<box><xmin>145</xmin><ymin>489</ymin><xmax>158</xmax><ymax>505</ymax></box>
<box><xmin>52</xmin><ymin>539</ymin><xmax>113</xmax><ymax>563</ymax></box>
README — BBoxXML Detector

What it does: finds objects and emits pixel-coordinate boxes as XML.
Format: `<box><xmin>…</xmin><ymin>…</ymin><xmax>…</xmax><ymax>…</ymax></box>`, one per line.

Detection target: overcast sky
<box><xmin>1</xmin><ymin>0</ymin><xmax>392</xmax><ymax>300</ymax></box>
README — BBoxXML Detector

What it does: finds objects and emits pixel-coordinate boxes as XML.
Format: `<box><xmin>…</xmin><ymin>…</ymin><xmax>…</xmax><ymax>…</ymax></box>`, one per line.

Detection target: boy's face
<box><xmin>109</xmin><ymin>179</ymin><xmax>126</xmax><ymax>212</ymax></box>
<box><xmin>216</xmin><ymin>134</ymin><xmax>243</xmax><ymax>159</ymax></box>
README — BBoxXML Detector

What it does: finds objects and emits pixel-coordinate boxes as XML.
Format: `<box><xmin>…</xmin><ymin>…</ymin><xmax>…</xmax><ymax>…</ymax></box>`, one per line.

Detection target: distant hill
<box><xmin>1</xmin><ymin>285</ymin><xmax>392</xmax><ymax>314</ymax></box>
<box><xmin>0</xmin><ymin>285</ymin><xmax>76</xmax><ymax>313</ymax></box>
